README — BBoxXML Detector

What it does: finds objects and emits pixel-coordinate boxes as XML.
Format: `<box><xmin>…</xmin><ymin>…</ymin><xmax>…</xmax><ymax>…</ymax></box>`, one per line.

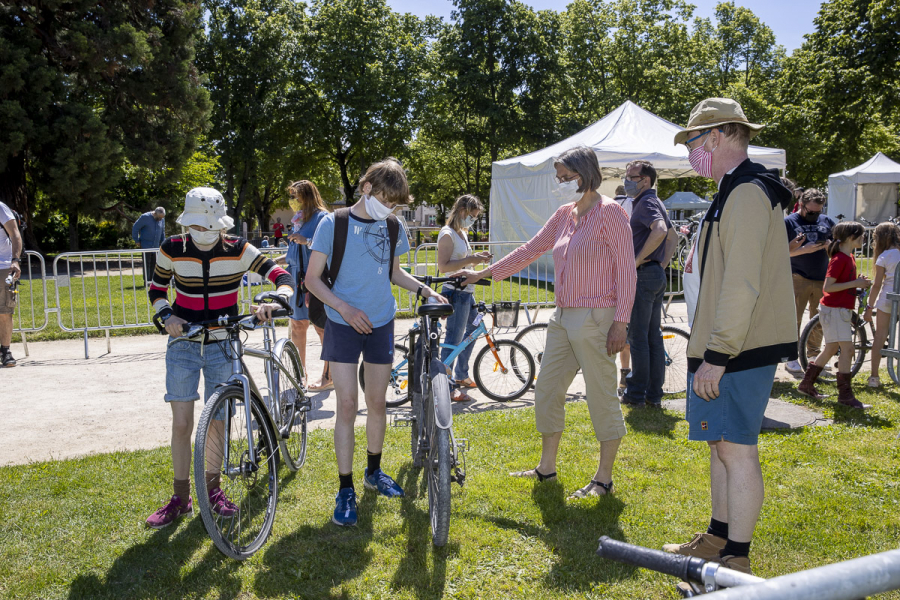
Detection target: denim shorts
<box><xmin>686</xmin><ymin>364</ymin><xmax>777</xmax><ymax>445</ymax></box>
<box><xmin>165</xmin><ymin>339</ymin><xmax>233</xmax><ymax>403</ymax></box>
<box><xmin>322</xmin><ymin>318</ymin><xmax>394</xmax><ymax>364</ymax></box>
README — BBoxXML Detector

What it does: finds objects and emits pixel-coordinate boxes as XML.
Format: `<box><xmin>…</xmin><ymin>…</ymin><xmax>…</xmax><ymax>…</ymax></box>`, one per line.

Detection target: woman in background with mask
<box><xmin>437</xmin><ymin>194</ymin><xmax>492</xmax><ymax>401</ymax></box>
<box><xmin>146</xmin><ymin>187</ymin><xmax>294</xmax><ymax>529</ymax></box>
<box><xmin>459</xmin><ymin>145</ymin><xmax>636</xmax><ymax>500</ymax></box>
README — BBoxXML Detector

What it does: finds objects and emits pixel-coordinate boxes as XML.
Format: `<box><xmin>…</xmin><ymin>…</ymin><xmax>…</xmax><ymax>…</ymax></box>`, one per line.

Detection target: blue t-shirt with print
<box><xmin>311</xmin><ymin>211</ymin><xmax>410</xmax><ymax>328</ymax></box>
<box><xmin>785</xmin><ymin>212</ymin><xmax>835</xmax><ymax>280</ymax></box>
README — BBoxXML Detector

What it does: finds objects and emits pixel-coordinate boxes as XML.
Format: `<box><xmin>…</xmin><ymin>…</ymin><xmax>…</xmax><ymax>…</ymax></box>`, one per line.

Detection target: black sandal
<box><xmin>569</xmin><ymin>479</ymin><xmax>614</xmax><ymax>499</ymax></box>
<box><xmin>509</xmin><ymin>467</ymin><xmax>557</xmax><ymax>482</ymax></box>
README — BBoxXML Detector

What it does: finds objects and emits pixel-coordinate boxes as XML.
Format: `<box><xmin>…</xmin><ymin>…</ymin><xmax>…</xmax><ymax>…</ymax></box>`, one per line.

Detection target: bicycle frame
<box><xmin>216</xmin><ymin>321</ymin><xmax>305</xmax><ymax>469</ymax></box>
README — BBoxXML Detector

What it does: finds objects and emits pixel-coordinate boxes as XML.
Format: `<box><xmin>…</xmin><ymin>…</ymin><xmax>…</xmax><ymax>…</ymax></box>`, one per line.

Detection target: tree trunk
<box><xmin>0</xmin><ymin>153</ymin><xmax>41</xmax><ymax>252</ymax></box>
<box><xmin>336</xmin><ymin>147</ymin><xmax>355</xmax><ymax>205</ymax></box>
<box><xmin>68</xmin><ymin>204</ymin><xmax>80</xmax><ymax>252</ymax></box>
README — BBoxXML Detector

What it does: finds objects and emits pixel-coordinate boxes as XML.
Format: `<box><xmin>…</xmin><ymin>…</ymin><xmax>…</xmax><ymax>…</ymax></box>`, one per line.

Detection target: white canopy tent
<box><xmin>489</xmin><ymin>101</ymin><xmax>786</xmax><ymax>280</ymax></box>
<box><xmin>826</xmin><ymin>153</ymin><xmax>900</xmax><ymax>222</ymax></box>
<box><xmin>664</xmin><ymin>191</ymin><xmax>710</xmax><ymax>212</ymax></box>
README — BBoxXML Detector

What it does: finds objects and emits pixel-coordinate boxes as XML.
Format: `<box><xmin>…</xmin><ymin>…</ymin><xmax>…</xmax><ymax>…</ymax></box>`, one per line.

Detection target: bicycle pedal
<box><xmin>452</xmin><ymin>468</ymin><xmax>466</xmax><ymax>486</ymax></box>
<box><xmin>297</xmin><ymin>398</ymin><xmax>312</xmax><ymax>412</ymax></box>
<box><xmin>391</xmin><ymin>415</ymin><xmax>414</xmax><ymax>427</ymax></box>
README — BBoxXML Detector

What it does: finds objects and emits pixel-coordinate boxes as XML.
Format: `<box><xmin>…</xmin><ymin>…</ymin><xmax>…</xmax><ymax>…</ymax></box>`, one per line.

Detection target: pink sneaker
<box><xmin>146</xmin><ymin>495</ymin><xmax>192</xmax><ymax>529</ymax></box>
<box><xmin>209</xmin><ymin>487</ymin><xmax>238</xmax><ymax>517</ymax></box>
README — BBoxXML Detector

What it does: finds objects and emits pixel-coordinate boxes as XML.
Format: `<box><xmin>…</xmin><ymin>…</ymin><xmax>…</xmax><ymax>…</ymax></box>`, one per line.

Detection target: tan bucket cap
<box><xmin>176</xmin><ymin>187</ymin><xmax>234</xmax><ymax>230</ymax></box>
<box><xmin>674</xmin><ymin>98</ymin><xmax>765</xmax><ymax>145</ymax></box>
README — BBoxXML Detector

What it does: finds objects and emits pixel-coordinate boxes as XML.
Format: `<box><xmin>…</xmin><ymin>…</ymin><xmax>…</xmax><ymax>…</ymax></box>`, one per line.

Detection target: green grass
<box><xmin>11</xmin><ymin>250</ymin><xmax>554</xmax><ymax>343</ymax></box>
<box><xmin>2</xmin><ymin>381</ymin><xmax>899</xmax><ymax>599</ymax></box>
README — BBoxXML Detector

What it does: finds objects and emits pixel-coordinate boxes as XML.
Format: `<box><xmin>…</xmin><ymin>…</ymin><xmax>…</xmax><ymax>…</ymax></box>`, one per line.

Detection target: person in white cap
<box><xmin>144</xmin><ymin>187</ymin><xmax>294</xmax><ymax>530</ymax></box>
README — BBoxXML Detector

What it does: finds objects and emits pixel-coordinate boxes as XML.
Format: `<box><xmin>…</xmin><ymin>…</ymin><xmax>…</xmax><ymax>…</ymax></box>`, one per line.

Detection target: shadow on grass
<box><xmin>468</xmin><ymin>480</ymin><xmax>637</xmax><ymax>592</ymax></box>
<box><xmin>782</xmin><ymin>386</ymin><xmax>895</xmax><ymax>428</ymax></box>
<box><xmin>254</xmin><ymin>489</ymin><xmax>378</xmax><ymax>599</ymax></box>
<box><xmin>68</xmin><ymin>516</ymin><xmax>241</xmax><ymax>600</ymax></box>
<box><xmin>389</xmin><ymin>464</ymin><xmax>460</xmax><ymax>600</ymax></box>
<box><xmin>624</xmin><ymin>405</ymin><xmax>682</xmax><ymax>437</ymax></box>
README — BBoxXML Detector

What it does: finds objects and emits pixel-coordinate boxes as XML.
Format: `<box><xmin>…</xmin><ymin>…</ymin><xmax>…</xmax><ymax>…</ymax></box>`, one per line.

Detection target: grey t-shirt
<box><xmin>630</xmin><ymin>190</ymin><xmax>672</xmax><ymax>263</ymax></box>
<box><xmin>311</xmin><ymin>211</ymin><xmax>411</xmax><ymax>328</ymax></box>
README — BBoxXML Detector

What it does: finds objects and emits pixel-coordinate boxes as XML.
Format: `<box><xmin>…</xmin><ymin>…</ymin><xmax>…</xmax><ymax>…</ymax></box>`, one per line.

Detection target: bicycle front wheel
<box><xmin>427</xmin><ymin>377</ymin><xmax>452</xmax><ymax>547</ymax></box>
<box><xmin>194</xmin><ymin>385</ymin><xmax>279</xmax><ymax>560</ymax></box>
<box><xmin>514</xmin><ymin>323</ymin><xmax>547</xmax><ymax>376</ymax></box>
<box><xmin>661</xmin><ymin>326</ymin><xmax>690</xmax><ymax>395</ymax></box>
<box><xmin>798</xmin><ymin>314</ymin><xmax>867</xmax><ymax>380</ymax></box>
<box><xmin>277</xmin><ymin>340</ymin><xmax>308</xmax><ymax>471</ymax></box>
<box><xmin>359</xmin><ymin>343</ymin><xmax>411</xmax><ymax>407</ymax></box>
<box><xmin>474</xmin><ymin>339</ymin><xmax>536</xmax><ymax>402</ymax></box>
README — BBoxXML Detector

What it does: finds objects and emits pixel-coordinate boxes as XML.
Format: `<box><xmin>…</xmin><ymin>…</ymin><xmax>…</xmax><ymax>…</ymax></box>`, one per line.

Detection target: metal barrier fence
<box><xmin>10</xmin><ymin>251</ymin><xmax>49</xmax><ymax>357</ymax></box>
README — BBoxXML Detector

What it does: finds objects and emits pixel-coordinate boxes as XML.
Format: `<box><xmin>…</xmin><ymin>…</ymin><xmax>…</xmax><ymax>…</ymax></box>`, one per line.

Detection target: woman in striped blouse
<box><xmin>461</xmin><ymin>146</ymin><xmax>636</xmax><ymax>499</ymax></box>
<box><xmin>145</xmin><ymin>187</ymin><xmax>294</xmax><ymax>529</ymax></box>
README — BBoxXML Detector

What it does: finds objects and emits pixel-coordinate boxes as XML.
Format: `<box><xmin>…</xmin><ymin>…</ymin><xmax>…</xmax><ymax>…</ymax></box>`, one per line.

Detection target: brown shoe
<box><xmin>837</xmin><ymin>372</ymin><xmax>871</xmax><ymax>409</ymax></box>
<box><xmin>662</xmin><ymin>532</ymin><xmax>726</xmax><ymax>560</ymax></box>
<box><xmin>719</xmin><ymin>554</ymin><xmax>753</xmax><ymax>575</ymax></box>
<box><xmin>797</xmin><ymin>364</ymin><xmax>828</xmax><ymax>400</ymax></box>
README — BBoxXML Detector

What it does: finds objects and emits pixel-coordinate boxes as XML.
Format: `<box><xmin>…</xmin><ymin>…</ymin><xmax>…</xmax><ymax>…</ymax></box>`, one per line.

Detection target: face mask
<box><xmin>623</xmin><ymin>179</ymin><xmax>642</xmax><ymax>198</ymax></box>
<box><xmin>461</xmin><ymin>215</ymin><xmax>476</xmax><ymax>228</ymax></box>
<box><xmin>364</xmin><ymin>194</ymin><xmax>394</xmax><ymax>221</ymax></box>
<box><xmin>552</xmin><ymin>179</ymin><xmax>582</xmax><ymax>203</ymax></box>
<box><xmin>803</xmin><ymin>210</ymin><xmax>821</xmax><ymax>223</ymax></box>
<box><xmin>189</xmin><ymin>228</ymin><xmax>220</xmax><ymax>246</ymax></box>
<box><xmin>688</xmin><ymin>143</ymin><xmax>714</xmax><ymax>179</ymax></box>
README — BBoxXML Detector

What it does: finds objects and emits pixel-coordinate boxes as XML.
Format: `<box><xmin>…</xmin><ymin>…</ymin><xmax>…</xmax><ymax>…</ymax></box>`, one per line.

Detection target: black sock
<box><xmin>0</xmin><ymin>346</ymin><xmax>8</xmax><ymax>352</ymax></box>
<box><xmin>339</xmin><ymin>472</ymin><xmax>353</xmax><ymax>491</ymax></box>
<box><xmin>707</xmin><ymin>518</ymin><xmax>729</xmax><ymax>539</ymax></box>
<box><xmin>367</xmin><ymin>450</ymin><xmax>382</xmax><ymax>474</ymax></box>
<box><xmin>721</xmin><ymin>539</ymin><xmax>751</xmax><ymax>558</ymax></box>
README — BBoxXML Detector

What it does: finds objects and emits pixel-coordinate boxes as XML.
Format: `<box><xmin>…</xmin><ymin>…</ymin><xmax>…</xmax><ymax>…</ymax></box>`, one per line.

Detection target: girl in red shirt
<box><xmin>798</xmin><ymin>222</ymin><xmax>871</xmax><ymax>408</ymax></box>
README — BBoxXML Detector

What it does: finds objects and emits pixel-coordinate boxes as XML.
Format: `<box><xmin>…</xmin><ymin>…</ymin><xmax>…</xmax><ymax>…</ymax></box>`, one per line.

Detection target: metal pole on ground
<box><xmin>704</xmin><ymin>549</ymin><xmax>900</xmax><ymax>599</ymax></box>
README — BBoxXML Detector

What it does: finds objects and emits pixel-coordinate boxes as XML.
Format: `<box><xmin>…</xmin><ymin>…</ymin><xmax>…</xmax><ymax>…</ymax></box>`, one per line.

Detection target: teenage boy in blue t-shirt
<box><xmin>306</xmin><ymin>158</ymin><xmax>449</xmax><ymax>527</ymax></box>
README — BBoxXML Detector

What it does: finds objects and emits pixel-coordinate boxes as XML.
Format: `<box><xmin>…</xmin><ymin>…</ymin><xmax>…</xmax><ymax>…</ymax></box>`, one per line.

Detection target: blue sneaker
<box><xmin>332</xmin><ymin>487</ymin><xmax>358</xmax><ymax>527</ymax></box>
<box><xmin>364</xmin><ymin>468</ymin><xmax>405</xmax><ymax>498</ymax></box>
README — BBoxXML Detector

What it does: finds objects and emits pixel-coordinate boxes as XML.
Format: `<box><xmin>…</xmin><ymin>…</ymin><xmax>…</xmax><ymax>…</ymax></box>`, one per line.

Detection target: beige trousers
<box><xmin>533</xmin><ymin>306</ymin><xmax>626</xmax><ymax>442</ymax></box>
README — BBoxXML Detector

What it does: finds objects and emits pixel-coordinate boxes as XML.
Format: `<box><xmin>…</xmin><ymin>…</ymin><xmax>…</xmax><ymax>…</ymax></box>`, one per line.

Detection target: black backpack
<box><xmin>307</xmin><ymin>208</ymin><xmax>400</xmax><ymax>329</ymax></box>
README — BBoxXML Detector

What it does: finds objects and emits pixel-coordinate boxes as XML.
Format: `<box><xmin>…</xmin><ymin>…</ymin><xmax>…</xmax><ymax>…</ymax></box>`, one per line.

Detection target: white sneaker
<box><xmin>785</xmin><ymin>360</ymin><xmax>804</xmax><ymax>374</ymax></box>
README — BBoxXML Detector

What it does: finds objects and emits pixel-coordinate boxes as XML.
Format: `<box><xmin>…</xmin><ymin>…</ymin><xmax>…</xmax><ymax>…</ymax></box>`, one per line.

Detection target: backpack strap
<box><xmin>326</xmin><ymin>208</ymin><xmax>351</xmax><ymax>287</ymax></box>
<box><xmin>386</xmin><ymin>214</ymin><xmax>400</xmax><ymax>282</ymax></box>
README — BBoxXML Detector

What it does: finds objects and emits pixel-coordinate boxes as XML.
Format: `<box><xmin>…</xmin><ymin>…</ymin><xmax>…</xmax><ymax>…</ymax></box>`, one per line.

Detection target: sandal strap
<box><xmin>535</xmin><ymin>468</ymin><xmax>557</xmax><ymax>482</ymax></box>
<box><xmin>591</xmin><ymin>479</ymin><xmax>613</xmax><ymax>492</ymax></box>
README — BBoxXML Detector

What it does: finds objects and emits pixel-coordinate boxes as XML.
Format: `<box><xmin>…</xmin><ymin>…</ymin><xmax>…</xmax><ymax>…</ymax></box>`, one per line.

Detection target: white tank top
<box><xmin>438</xmin><ymin>226</ymin><xmax>474</xmax><ymax>293</ymax></box>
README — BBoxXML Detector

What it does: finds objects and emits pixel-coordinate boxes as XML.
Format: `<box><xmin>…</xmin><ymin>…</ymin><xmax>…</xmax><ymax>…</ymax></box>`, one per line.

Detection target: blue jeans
<box><xmin>440</xmin><ymin>288</ymin><xmax>477</xmax><ymax>380</ymax></box>
<box><xmin>165</xmin><ymin>339</ymin><xmax>233</xmax><ymax>403</ymax></box>
<box><xmin>623</xmin><ymin>263</ymin><xmax>667</xmax><ymax>404</ymax></box>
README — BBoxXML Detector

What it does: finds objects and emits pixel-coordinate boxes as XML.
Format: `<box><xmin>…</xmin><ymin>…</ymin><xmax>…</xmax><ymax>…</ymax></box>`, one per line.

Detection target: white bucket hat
<box><xmin>176</xmin><ymin>187</ymin><xmax>234</xmax><ymax>230</ymax></box>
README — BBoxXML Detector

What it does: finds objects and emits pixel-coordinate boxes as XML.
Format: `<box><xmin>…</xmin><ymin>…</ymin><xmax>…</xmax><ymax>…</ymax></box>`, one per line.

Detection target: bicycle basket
<box><xmin>491</xmin><ymin>301</ymin><xmax>520</xmax><ymax>328</ymax></box>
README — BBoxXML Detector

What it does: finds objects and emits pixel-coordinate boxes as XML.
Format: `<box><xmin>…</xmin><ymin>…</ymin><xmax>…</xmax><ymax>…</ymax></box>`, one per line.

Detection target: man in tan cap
<box><xmin>663</xmin><ymin>98</ymin><xmax>796</xmax><ymax>575</ymax></box>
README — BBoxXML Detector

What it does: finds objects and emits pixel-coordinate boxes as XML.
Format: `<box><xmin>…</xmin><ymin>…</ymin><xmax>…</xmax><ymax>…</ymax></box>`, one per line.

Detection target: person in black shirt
<box><xmin>784</xmin><ymin>188</ymin><xmax>835</xmax><ymax>373</ymax></box>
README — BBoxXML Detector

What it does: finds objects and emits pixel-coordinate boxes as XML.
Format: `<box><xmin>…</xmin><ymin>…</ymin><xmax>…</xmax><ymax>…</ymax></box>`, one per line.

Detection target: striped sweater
<box><xmin>149</xmin><ymin>236</ymin><xmax>292</xmax><ymax>323</ymax></box>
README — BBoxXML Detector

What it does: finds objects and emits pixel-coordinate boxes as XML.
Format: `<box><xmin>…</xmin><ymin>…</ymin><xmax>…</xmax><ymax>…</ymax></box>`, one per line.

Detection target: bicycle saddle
<box><xmin>417</xmin><ymin>304</ymin><xmax>454</xmax><ymax>318</ymax></box>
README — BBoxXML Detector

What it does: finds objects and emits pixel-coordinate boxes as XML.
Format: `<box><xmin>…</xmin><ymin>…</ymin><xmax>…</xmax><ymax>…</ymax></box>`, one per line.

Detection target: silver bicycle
<box><xmin>154</xmin><ymin>291</ymin><xmax>309</xmax><ymax>560</ymax></box>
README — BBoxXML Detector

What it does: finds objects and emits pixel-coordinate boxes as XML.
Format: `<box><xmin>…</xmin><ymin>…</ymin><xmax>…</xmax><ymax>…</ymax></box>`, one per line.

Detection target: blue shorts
<box><xmin>286</xmin><ymin>264</ymin><xmax>309</xmax><ymax>321</ymax></box>
<box><xmin>322</xmin><ymin>318</ymin><xmax>394</xmax><ymax>365</ymax></box>
<box><xmin>686</xmin><ymin>364</ymin><xmax>777</xmax><ymax>445</ymax></box>
<box><xmin>165</xmin><ymin>339</ymin><xmax>233</xmax><ymax>403</ymax></box>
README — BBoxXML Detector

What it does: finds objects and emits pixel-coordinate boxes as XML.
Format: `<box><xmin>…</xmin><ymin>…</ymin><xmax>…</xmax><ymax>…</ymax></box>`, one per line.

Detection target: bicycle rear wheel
<box><xmin>798</xmin><ymin>314</ymin><xmax>867</xmax><ymax>380</ymax></box>
<box><xmin>194</xmin><ymin>385</ymin><xmax>278</xmax><ymax>560</ymax></box>
<box><xmin>277</xmin><ymin>340</ymin><xmax>308</xmax><ymax>471</ymax></box>
<box><xmin>427</xmin><ymin>371</ymin><xmax>452</xmax><ymax>547</ymax></box>
<box><xmin>661</xmin><ymin>326</ymin><xmax>690</xmax><ymax>395</ymax></box>
<box><xmin>359</xmin><ymin>343</ymin><xmax>411</xmax><ymax>407</ymax></box>
<box><xmin>474</xmin><ymin>339</ymin><xmax>536</xmax><ymax>402</ymax></box>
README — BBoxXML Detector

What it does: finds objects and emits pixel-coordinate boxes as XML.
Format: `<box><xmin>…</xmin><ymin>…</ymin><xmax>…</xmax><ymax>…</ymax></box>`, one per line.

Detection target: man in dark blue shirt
<box><xmin>621</xmin><ymin>160</ymin><xmax>676</xmax><ymax>408</ymax></box>
<box><xmin>784</xmin><ymin>188</ymin><xmax>835</xmax><ymax>373</ymax></box>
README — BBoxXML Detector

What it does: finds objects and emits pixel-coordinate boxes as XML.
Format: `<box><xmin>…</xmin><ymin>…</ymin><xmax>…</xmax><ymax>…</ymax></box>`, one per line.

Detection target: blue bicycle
<box><xmin>359</xmin><ymin>275</ymin><xmax>536</xmax><ymax>405</ymax></box>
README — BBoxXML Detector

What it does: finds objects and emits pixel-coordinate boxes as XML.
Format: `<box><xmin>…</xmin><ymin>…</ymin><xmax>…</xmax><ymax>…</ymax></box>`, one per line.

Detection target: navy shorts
<box><xmin>686</xmin><ymin>364</ymin><xmax>777</xmax><ymax>445</ymax></box>
<box><xmin>322</xmin><ymin>318</ymin><xmax>395</xmax><ymax>365</ymax></box>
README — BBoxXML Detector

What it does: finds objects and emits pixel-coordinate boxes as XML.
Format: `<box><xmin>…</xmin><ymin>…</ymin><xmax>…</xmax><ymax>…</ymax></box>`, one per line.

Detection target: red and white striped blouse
<box><xmin>491</xmin><ymin>198</ymin><xmax>636</xmax><ymax>323</ymax></box>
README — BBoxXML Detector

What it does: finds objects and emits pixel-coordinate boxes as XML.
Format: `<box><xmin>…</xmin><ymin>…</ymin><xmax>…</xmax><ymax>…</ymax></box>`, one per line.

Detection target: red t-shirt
<box><xmin>820</xmin><ymin>251</ymin><xmax>857</xmax><ymax>309</ymax></box>
<box><xmin>272</xmin><ymin>222</ymin><xmax>285</xmax><ymax>238</ymax></box>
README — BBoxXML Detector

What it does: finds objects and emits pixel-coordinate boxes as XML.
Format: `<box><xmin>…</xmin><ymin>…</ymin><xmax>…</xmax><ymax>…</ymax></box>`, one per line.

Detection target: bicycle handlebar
<box><xmin>596</xmin><ymin>536</ymin><xmax>706</xmax><ymax>582</ymax></box>
<box><xmin>153</xmin><ymin>290</ymin><xmax>291</xmax><ymax>335</ymax></box>
<box><xmin>413</xmin><ymin>274</ymin><xmax>491</xmax><ymax>286</ymax></box>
